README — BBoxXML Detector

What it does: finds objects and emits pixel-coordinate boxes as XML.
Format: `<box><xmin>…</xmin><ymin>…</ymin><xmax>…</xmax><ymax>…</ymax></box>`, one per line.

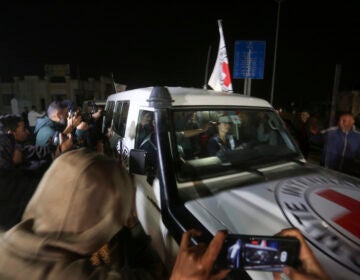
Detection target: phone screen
<box><xmin>217</xmin><ymin>234</ymin><xmax>300</xmax><ymax>272</ymax></box>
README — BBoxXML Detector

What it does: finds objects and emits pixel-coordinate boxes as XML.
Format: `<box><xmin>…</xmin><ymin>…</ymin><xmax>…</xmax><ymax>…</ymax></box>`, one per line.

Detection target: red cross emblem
<box><xmin>317</xmin><ymin>189</ymin><xmax>360</xmax><ymax>239</ymax></box>
<box><xmin>221</xmin><ymin>61</ymin><xmax>231</xmax><ymax>88</ymax></box>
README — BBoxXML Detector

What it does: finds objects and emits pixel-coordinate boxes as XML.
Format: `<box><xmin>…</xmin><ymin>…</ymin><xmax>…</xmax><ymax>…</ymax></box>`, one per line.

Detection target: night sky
<box><xmin>1</xmin><ymin>0</ymin><xmax>360</xmax><ymax>109</ymax></box>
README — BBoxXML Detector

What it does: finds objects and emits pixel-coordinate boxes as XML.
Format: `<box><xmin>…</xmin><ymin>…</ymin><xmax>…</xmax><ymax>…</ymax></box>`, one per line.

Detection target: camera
<box><xmin>68</xmin><ymin>107</ymin><xmax>93</xmax><ymax>124</ymax></box>
<box><xmin>50</xmin><ymin>131</ymin><xmax>61</xmax><ymax>146</ymax></box>
<box><xmin>80</xmin><ymin>112</ymin><xmax>94</xmax><ymax>123</ymax></box>
<box><xmin>216</xmin><ymin>234</ymin><xmax>300</xmax><ymax>272</ymax></box>
<box><xmin>77</xmin><ymin>101</ymin><xmax>104</xmax><ymax>123</ymax></box>
<box><xmin>88</xmin><ymin>100</ymin><xmax>98</xmax><ymax>115</ymax></box>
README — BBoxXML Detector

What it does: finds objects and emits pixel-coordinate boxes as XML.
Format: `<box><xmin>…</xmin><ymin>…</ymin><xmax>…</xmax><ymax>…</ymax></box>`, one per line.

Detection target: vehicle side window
<box><xmin>113</xmin><ymin>101</ymin><xmax>130</xmax><ymax>137</ymax></box>
<box><xmin>119</xmin><ymin>102</ymin><xmax>130</xmax><ymax>136</ymax></box>
<box><xmin>103</xmin><ymin>101</ymin><xmax>115</xmax><ymax>133</ymax></box>
<box><xmin>135</xmin><ymin>110</ymin><xmax>154</xmax><ymax>149</ymax></box>
<box><xmin>134</xmin><ymin>110</ymin><xmax>157</xmax><ymax>184</ymax></box>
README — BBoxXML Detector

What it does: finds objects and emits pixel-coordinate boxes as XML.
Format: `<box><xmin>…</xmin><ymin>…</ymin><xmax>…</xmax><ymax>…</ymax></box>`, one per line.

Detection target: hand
<box><xmin>67</xmin><ymin>114</ymin><xmax>82</xmax><ymax>128</ymax></box>
<box><xmin>124</xmin><ymin>183</ymin><xmax>138</xmax><ymax>229</ymax></box>
<box><xmin>125</xmin><ymin>212</ymin><xmax>138</xmax><ymax>229</ymax></box>
<box><xmin>309</xmin><ymin>125</ymin><xmax>319</xmax><ymax>135</ymax></box>
<box><xmin>273</xmin><ymin>228</ymin><xmax>330</xmax><ymax>280</ymax></box>
<box><xmin>12</xmin><ymin>147</ymin><xmax>23</xmax><ymax>165</ymax></box>
<box><xmin>170</xmin><ymin>229</ymin><xmax>230</xmax><ymax>280</ymax></box>
<box><xmin>203</xmin><ymin>122</ymin><xmax>212</xmax><ymax>131</ymax></box>
<box><xmin>96</xmin><ymin>139</ymin><xmax>104</xmax><ymax>153</ymax></box>
<box><xmin>77</xmin><ymin>121</ymin><xmax>89</xmax><ymax>130</ymax></box>
<box><xmin>63</xmin><ymin>114</ymin><xmax>82</xmax><ymax>134</ymax></box>
<box><xmin>106</xmin><ymin>127</ymin><xmax>114</xmax><ymax>138</ymax></box>
<box><xmin>59</xmin><ymin>133</ymin><xmax>74</xmax><ymax>153</ymax></box>
<box><xmin>92</xmin><ymin>109</ymin><xmax>103</xmax><ymax>120</ymax></box>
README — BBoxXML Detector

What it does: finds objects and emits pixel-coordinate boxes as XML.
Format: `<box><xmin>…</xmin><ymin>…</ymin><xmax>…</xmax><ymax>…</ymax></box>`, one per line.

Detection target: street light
<box><xmin>270</xmin><ymin>0</ymin><xmax>284</xmax><ymax>105</ymax></box>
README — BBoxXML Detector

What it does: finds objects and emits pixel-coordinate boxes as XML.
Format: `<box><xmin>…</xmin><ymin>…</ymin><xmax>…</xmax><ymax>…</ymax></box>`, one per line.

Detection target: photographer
<box><xmin>34</xmin><ymin>100</ymin><xmax>81</xmax><ymax>152</ymax></box>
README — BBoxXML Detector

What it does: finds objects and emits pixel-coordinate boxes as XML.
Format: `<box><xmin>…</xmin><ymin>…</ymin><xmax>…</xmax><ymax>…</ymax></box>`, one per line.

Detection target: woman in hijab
<box><xmin>0</xmin><ymin>148</ymin><xmax>168</xmax><ymax>279</ymax></box>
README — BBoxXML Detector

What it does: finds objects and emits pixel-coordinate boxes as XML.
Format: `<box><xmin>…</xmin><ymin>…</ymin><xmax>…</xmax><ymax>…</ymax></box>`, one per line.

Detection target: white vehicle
<box><xmin>104</xmin><ymin>86</ymin><xmax>360</xmax><ymax>280</ymax></box>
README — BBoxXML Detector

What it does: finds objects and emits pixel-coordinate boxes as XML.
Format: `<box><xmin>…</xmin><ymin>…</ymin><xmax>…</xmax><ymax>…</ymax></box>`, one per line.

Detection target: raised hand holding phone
<box><xmin>217</xmin><ymin>234</ymin><xmax>300</xmax><ymax>272</ymax></box>
<box><xmin>273</xmin><ymin>228</ymin><xmax>331</xmax><ymax>280</ymax></box>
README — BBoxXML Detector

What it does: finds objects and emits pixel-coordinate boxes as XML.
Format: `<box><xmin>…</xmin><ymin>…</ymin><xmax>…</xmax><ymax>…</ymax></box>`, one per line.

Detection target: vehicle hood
<box><xmin>185</xmin><ymin>168</ymin><xmax>360</xmax><ymax>279</ymax></box>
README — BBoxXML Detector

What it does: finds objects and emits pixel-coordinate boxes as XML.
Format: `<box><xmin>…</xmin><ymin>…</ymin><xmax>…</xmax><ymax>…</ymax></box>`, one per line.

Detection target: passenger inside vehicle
<box><xmin>207</xmin><ymin>115</ymin><xmax>238</xmax><ymax>157</ymax></box>
<box><xmin>175</xmin><ymin>112</ymin><xmax>201</xmax><ymax>159</ymax></box>
<box><xmin>136</xmin><ymin>113</ymin><xmax>157</xmax><ymax>184</ymax></box>
<box><xmin>256</xmin><ymin>112</ymin><xmax>278</xmax><ymax>145</ymax></box>
<box><xmin>135</xmin><ymin>111</ymin><xmax>154</xmax><ymax>149</ymax></box>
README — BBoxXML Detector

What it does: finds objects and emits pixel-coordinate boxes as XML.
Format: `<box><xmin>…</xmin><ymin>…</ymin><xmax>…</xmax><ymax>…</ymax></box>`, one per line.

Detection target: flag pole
<box><xmin>203</xmin><ymin>45</ymin><xmax>212</xmax><ymax>89</ymax></box>
<box><xmin>111</xmin><ymin>72</ymin><xmax>116</xmax><ymax>93</ymax></box>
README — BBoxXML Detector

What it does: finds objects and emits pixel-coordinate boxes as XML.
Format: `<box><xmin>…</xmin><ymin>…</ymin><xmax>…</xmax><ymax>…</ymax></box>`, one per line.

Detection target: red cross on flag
<box><xmin>208</xmin><ymin>20</ymin><xmax>233</xmax><ymax>93</ymax></box>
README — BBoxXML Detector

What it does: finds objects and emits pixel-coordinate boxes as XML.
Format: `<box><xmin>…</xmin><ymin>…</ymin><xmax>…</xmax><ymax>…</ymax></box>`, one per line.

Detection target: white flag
<box><xmin>208</xmin><ymin>20</ymin><xmax>233</xmax><ymax>92</ymax></box>
<box><xmin>111</xmin><ymin>72</ymin><xmax>127</xmax><ymax>93</ymax></box>
<box><xmin>114</xmin><ymin>82</ymin><xmax>127</xmax><ymax>92</ymax></box>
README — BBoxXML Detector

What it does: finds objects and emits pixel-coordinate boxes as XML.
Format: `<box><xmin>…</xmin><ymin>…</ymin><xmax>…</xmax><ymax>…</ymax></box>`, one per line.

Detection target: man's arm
<box><xmin>181</xmin><ymin>123</ymin><xmax>211</xmax><ymax>138</ymax></box>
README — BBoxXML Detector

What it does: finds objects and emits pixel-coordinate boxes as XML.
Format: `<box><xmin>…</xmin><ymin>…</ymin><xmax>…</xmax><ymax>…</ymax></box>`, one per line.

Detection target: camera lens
<box><xmin>52</xmin><ymin>131</ymin><xmax>60</xmax><ymax>146</ymax></box>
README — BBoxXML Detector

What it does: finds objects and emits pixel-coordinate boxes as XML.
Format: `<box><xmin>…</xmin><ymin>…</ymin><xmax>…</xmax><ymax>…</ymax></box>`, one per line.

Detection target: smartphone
<box><xmin>216</xmin><ymin>234</ymin><xmax>300</xmax><ymax>272</ymax></box>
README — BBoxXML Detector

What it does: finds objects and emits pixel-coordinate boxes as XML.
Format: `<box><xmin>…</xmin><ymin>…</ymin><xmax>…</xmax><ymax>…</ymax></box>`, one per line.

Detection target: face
<box><xmin>141</xmin><ymin>112</ymin><xmax>152</xmax><ymax>126</ymax></box>
<box><xmin>300</xmin><ymin>112</ymin><xmax>310</xmax><ymax>123</ymax></box>
<box><xmin>58</xmin><ymin>108</ymin><xmax>68</xmax><ymax>124</ymax></box>
<box><xmin>258</xmin><ymin>112</ymin><xmax>266</xmax><ymax>121</ymax></box>
<box><xmin>238</xmin><ymin>112</ymin><xmax>249</xmax><ymax>124</ymax></box>
<box><xmin>13</xmin><ymin>121</ymin><xmax>30</xmax><ymax>142</ymax></box>
<box><xmin>187</xmin><ymin>112</ymin><xmax>196</xmax><ymax>123</ymax></box>
<box><xmin>338</xmin><ymin>114</ymin><xmax>354</xmax><ymax>132</ymax></box>
<box><xmin>218</xmin><ymin>122</ymin><xmax>231</xmax><ymax>135</ymax></box>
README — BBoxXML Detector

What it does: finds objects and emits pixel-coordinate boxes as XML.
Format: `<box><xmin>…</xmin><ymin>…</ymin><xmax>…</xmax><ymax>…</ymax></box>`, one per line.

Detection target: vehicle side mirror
<box><xmin>129</xmin><ymin>149</ymin><xmax>147</xmax><ymax>175</ymax></box>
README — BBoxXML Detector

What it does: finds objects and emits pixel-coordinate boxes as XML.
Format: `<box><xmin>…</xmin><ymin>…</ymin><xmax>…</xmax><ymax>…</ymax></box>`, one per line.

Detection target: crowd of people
<box><xmin>0</xmin><ymin>100</ymin><xmax>104</xmax><ymax>230</ymax></box>
<box><xmin>0</xmin><ymin>98</ymin><xmax>343</xmax><ymax>279</ymax></box>
<box><xmin>282</xmin><ymin>109</ymin><xmax>360</xmax><ymax>177</ymax></box>
<box><xmin>0</xmin><ymin>149</ymin><xmax>330</xmax><ymax>280</ymax></box>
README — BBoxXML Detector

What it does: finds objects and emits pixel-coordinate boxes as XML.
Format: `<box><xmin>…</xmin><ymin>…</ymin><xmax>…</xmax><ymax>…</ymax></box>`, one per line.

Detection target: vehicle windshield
<box><xmin>172</xmin><ymin>108</ymin><xmax>301</xmax><ymax>182</ymax></box>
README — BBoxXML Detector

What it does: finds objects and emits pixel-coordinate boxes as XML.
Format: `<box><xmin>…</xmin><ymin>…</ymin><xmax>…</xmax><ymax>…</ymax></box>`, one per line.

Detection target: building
<box><xmin>0</xmin><ymin>64</ymin><xmax>121</xmax><ymax>114</ymax></box>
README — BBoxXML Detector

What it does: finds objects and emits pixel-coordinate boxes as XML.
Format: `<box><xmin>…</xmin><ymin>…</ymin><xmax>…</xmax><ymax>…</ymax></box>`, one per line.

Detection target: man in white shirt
<box><xmin>28</xmin><ymin>105</ymin><xmax>44</xmax><ymax>134</ymax></box>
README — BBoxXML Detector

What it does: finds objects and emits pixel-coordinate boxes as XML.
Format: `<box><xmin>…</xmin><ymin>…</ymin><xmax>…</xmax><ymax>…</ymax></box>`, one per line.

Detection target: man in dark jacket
<box><xmin>311</xmin><ymin>112</ymin><xmax>360</xmax><ymax>177</ymax></box>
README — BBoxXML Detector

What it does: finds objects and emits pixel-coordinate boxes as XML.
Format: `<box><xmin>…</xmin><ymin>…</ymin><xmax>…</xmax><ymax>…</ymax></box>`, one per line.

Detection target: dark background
<box><xmin>1</xmin><ymin>0</ymin><xmax>359</xmax><ymax>109</ymax></box>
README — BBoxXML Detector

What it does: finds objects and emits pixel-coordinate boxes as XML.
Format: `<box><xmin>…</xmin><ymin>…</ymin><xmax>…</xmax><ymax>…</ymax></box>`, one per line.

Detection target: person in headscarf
<box><xmin>0</xmin><ymin>148</ymin><xmax>168</xmax><ymax>279</ymax></box>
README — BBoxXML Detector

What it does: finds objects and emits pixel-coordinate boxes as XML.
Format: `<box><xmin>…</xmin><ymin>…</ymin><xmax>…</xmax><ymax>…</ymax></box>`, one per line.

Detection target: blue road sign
<box><xmin>233</xmin><ymin>41</ymin><xmax>266</xmax><ymax>79</ymax></box>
